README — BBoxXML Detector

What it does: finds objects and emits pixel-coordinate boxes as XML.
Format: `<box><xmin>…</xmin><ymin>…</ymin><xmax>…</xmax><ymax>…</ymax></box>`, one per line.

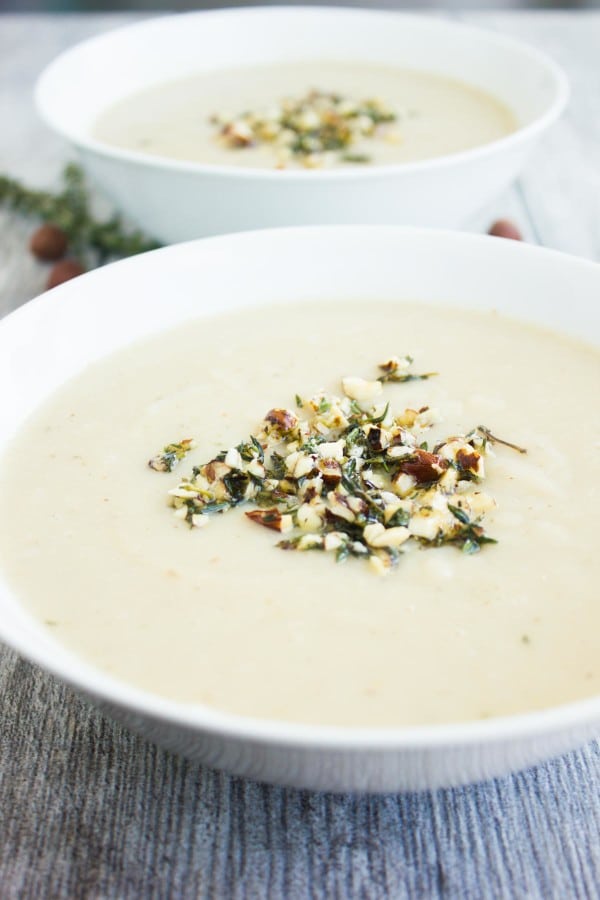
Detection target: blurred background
<box><xmin>1</xmin><ymin>0</ymin><xmax>599</xmax><ymax>13</ymax></box>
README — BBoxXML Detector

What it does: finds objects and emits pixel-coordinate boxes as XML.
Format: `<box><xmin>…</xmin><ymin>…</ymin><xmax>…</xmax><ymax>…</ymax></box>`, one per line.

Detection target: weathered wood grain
<box><xmin>1</xmin><ymin>12</ymin><xmax>600</xmax><ymax>898</ymax></box>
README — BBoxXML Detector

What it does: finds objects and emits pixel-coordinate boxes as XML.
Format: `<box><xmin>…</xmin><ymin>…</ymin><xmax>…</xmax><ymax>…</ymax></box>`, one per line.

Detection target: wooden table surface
<box><xmin>1</xmin><ymin>11</ymin><xmax>600</xmax><ymax>898</ymax></box>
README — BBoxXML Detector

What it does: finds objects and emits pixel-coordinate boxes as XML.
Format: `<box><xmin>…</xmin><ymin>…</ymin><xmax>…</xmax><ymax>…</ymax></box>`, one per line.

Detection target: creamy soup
<box><xmin>1</xmin><ymin>301</ymin><xmax>599</xmax><ymax>728</ymax></box>
<box><xmin>93</xmin><ymin>62</ymin><xmax>517</xmax><ymax>169</ymax></box>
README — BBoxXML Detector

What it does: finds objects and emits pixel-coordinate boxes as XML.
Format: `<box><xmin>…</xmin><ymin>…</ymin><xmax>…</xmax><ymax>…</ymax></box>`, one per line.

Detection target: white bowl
<box><xmin>0</xmin><ymin>225</ymin><xmax>599</xmax><ymax>793</ymax></box>
<box><xmin>35</xmin><ymin>7</ymin><xmax>568</xmax><ymax>243</ymax></box>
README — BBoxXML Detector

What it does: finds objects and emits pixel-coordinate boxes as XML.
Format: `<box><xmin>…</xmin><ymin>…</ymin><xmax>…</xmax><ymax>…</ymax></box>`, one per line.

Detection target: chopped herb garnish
<box><xmin>211</xmin><ymin>90</ymin><xmax>398</xmax><ymax>169</ymax></box>
<box><xmin>156</xmin><ymin>355</ymin><xmax>525</xmax><ymax>575</ymax></box>
<box><xmin>148</xmin><ymin>438</ymin><xmax>195</xmax><ymax>473</ymax></box>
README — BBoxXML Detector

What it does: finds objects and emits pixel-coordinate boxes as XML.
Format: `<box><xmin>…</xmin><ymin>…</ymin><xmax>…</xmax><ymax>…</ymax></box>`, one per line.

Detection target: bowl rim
<box><xmin>34</xmin><ymin>5</ymin><xmax>570</xmax><ymax>182</ymax></box>
<box><xmin>0</xmin><ymin>224</ymin><xmax>599</xmax><ymax>752</ymax></box>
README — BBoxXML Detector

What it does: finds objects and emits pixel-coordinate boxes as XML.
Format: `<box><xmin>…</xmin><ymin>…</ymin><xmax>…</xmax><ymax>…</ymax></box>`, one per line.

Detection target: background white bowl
<box><xmin>0</xmin><ymin>225</ymin><xmax>599</xmax><ymax>793</ymax></box>
<box><xmin>35</xmin><ymin>7</ymin><xmax>568</xmax><ymax>243</ymax></box>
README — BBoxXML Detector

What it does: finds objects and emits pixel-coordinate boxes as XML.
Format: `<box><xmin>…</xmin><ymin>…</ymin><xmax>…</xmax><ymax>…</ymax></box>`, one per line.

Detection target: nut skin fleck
<box><xmin>265</xmin><ymin>408</ymin><xmax>298</xmax><ymax>431</ymax></box>
<box><xmin>204</xmin><ymin>460</ymin><xmax>231</xmax><ymax>483</ymax></box>
<box><xmin>318</xmin><ymin>458</ymin><xmax>342</xmax><ymax>487</ymax></box>
<box><xmin>399</xmin><ymin>449</ymin><xmax>448</xmax><ymax>484</ymax></box>
<box><xmin>245</xmin><ymin>508</ymin><xmax>287</xmax><ymax>532</ymax></box>
<box><xmin>246</xmin><ymin>506</ymin><xmax>292</xmax><ymax>531</ymax></box>
<box><xmin>366</xmin><ymin>427</ymin><xmax>386</xmax><ymax>453</ymax></box>
<box><xmin>220</xmin><ymin>122</ymin><xmax>254</xmax><ymax>147</ymax></box>
<box><xmin>456</xmin><ymin>449</ymin><xmax>481</xmax><ymax>474</ymax></box>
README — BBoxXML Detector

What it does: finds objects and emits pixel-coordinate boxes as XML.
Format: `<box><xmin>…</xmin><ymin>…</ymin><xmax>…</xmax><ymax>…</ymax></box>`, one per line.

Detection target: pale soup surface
<box><xmin>93</xmin><ymin>61</ymin><xmax>517</xmax><ymax>168</ymax></box>
<box><xmin>1</xmin><ymin>301</ymin><xmax>599</xmax><ymax>727</ymax></box>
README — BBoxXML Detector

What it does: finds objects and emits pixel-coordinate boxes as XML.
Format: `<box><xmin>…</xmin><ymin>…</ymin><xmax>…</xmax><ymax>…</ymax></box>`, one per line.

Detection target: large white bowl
<box><xmin>1</xmin><ymin>227</ymin><xmax>599</xmax><ymax>793</ymax></box>
<box><xmin>35</xmin><ymin>7</ymin><xmax>568</xmax><ymax>243</ymax></box>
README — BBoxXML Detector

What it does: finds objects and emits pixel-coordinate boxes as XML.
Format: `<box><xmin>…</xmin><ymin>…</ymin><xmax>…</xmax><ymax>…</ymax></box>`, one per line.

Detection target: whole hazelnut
<box><xmin>488</xmin><ymin>219</ymin><xmax>523</xmax><ymax>241</ymax></box>
<box><xmin>30</xmin><ymin>223</ymin><xmax>68</xmax><ymax>261</ymax></box>
<box><xmin>46</xmin><ymin>259</ymin><xmax>86</xmax><ymax>290</ymax></box>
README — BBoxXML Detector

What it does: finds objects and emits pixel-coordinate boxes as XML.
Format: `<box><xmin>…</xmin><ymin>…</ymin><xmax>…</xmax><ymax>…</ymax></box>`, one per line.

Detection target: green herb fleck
<box><xmin>378</xmin><ymin>371</ymin><xmax>437</xmax><ymax>384</ymax></box>
<box><xmin>367</xmin><ymin>402</ymin><xmax>389</xmax><ymax>425</ymax></box>
<box><xmin>342</xmin><ymin>153</ymin><xmax>371</xmax><ymax>164</ymax></box>
<box><xmin>448</xmin><ymin>504</ymin><xmax>470</xmax><ymax>526</ymax></box>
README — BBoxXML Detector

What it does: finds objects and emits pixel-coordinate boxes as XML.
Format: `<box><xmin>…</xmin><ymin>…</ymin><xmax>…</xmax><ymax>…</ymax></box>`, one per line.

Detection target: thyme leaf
<box><xmin>378</xmin><ymin>371</ymin><xmax>438</xmax><ymax>384</ymax></box>
<box><xmin>267</xmin><ymin>451</ymin><xmax>287</xmax><ymax>480</ymax></box>
<box><xmin>447</xmin><ymin>503</ymin><xmax>470</xmax><ymax>525</ymax></box>
<box><xmin>368</xmin><ymin>402</ymin><xmax>389</xmax><ymax>425</ymax></box>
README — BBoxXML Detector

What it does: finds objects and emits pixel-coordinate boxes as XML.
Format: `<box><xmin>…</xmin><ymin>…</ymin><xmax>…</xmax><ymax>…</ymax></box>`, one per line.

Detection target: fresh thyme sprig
<box><xmin>477</xmin><ymin>426</ymin><xmax>527</xmax><ymax>455</ymax></box>
<box><xmin>0</xmin><ymin>164</ymin><xmax>160</xmax><ymax>265</ymax></box>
